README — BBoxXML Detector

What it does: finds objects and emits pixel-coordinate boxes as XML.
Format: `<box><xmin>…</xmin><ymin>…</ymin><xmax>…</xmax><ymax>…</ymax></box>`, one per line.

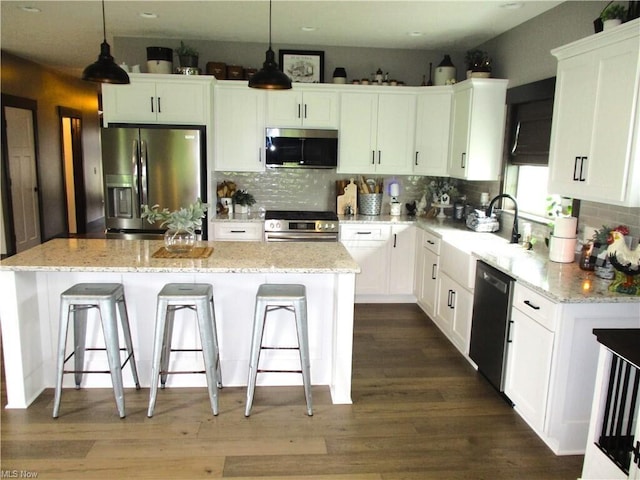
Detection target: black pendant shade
<box><xmin>82</xmin><ymin>0</ymin><xmax>129</xmax><ymax>84</ymax></box>
<box><xmin>249</xmin><ymin>0</ymin><xmax>291</xmax><ymax>90</ymax></box>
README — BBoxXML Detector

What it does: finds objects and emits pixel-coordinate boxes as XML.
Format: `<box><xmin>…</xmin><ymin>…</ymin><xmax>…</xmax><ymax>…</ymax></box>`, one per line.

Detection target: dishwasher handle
<box><xmin>481</xmin><ymin>270</ymin><xmax>508</xmax><ymax>294</ymax></box>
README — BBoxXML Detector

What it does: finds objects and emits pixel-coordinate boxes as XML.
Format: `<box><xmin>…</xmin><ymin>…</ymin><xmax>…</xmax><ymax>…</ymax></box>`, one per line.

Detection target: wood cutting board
<box><xmin>337</xmin><ymin>178</ymin><xmax>358</xmax><ymax>215</ymax></box>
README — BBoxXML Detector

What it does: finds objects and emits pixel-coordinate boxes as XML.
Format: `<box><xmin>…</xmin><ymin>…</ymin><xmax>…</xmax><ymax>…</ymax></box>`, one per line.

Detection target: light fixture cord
<box><xmin>101</xmin><ymin>0</ymin><xmax>107</xmax><ymax>42</ymax></box>
<box><xmin>268</xmin><ymin>0</ymin><xmax>272</xmax><ymax>47</ymax></box>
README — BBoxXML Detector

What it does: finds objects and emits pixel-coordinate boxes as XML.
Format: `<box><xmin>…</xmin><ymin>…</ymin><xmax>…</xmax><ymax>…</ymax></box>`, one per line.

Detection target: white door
<box><xmin>4</xmin><ymin>106</ymin><xmax>41</xmax><ymax>252</ymax></box>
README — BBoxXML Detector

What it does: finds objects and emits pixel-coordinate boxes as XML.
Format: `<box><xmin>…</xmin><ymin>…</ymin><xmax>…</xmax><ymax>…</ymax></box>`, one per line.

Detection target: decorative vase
<box><xmin>164</xmin><ymin>229</ymin><xmax>195</xmax><ymax>253</ymax></box>
<box><xmin>235</xmin><ymin>204</ymin><xmax>249</xmax><ymax>214</ymax></box>
<box><xmin>434</xmin><ymin>54</ymin><xmax>456</xmax><ymax>86</ymax></box>
<box><xmin>332</xmin><ymin>67</ymin><xmax>347</xmax><ymax>84</ymax></box>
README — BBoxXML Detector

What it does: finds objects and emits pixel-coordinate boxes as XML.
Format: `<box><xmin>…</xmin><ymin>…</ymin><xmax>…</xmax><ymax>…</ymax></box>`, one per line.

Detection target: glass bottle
<box><xmin>579</xmin><ymin>243</ymin><xmax>595</xmax><ymax>271</ymax></box>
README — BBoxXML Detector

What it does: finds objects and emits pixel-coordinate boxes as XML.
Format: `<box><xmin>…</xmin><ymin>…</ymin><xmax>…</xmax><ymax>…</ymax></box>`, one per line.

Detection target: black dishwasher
<box><xmin>469</xmin><ymin>260</ymin><xmax>515</xmax><ymax>395</ymax></box>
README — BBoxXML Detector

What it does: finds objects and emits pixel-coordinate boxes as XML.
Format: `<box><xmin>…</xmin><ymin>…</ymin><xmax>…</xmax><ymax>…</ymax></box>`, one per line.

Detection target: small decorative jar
<box><xmin>332</xmin><ymin>67</ymin><xmax>347</xmax><ymax>84</ymax></box>
<box><xmin>164</xmin><ymin>229</ymin><xmax>196</xmax><ymax>254</ymax></box>
<box><xmin>579</xmin><ymin>243</ymin><xmax>595</xmax><ymax>271</ymax></box>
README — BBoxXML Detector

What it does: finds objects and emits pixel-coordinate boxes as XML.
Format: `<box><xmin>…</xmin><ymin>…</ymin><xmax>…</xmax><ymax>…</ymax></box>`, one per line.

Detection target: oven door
<box><xmin>264</xmin><ymin>231</ymin><xmax>338</xmax><ymax>242</ymax></box>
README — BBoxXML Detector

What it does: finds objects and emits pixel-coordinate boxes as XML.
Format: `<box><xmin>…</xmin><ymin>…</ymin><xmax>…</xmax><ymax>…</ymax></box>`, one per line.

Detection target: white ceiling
<box><xmin>1</xmin><ymin>0</ymin><xmax>563</xmax><ymax>78</ymax></box>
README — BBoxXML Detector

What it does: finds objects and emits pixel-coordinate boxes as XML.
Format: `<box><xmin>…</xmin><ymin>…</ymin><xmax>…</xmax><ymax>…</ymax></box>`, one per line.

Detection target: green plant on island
<box><xmin>141</xmin><ymin>198</ymin><xmax>207</xmax><ymax>233</ymax></box>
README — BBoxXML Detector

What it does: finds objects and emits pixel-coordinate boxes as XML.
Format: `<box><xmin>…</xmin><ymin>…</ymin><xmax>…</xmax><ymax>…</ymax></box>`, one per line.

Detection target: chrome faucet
<box><xmin>486</xmin><ymin>194</ymin><xmax>520</xmax><ymax>244</ymax></box>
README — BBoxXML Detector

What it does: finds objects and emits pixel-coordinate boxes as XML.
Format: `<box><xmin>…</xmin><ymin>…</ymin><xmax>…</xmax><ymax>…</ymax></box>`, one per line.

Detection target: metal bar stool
<box><xmin>53</xmin><ymin>283</ymin><xmax>140</xmax><ymax>419</ymax></box>
<box><xmin>245</xmin><ymin>283</ymin><xmax>312</xmax><ymax>417</ymax></box>
<box><xmin>147</xmin><ymin>283</ymin><xmax>222</xmax><ymax>417</ymax></box>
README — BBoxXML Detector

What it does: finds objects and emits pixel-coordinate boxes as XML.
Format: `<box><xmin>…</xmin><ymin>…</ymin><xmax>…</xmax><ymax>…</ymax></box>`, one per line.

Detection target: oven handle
<box><xmin>265</xmin><ymin>232</ymin><xmax>338</xmax><ymax>242</ymax></box>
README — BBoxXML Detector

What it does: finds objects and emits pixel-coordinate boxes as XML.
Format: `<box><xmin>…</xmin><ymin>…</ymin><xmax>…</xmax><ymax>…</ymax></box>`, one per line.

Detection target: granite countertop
<box><xmin>0</xmin><ymin>238</ymin><xmax>360</xmax><ymax>274</ymax></box>
<box><xmin>339</xmin><ymin>214</ymin><xmax>640</xmax><ymax>304</ymax></box>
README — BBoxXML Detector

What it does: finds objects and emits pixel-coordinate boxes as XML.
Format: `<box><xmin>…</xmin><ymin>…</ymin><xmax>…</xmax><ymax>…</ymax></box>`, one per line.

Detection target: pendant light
<box><xmin>82</xmin><ymin>0</ymin><xmax>130</xmax><ymax>84</ymax></box>
<box><xmin>249</xmin><ymin>0</ymin><xmax>291</xmax><ymax>90</ymax></box>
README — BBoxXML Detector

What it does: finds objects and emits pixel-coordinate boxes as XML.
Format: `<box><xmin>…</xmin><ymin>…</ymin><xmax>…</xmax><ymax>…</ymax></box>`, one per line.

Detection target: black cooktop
<box><xmin>265</xmin><ymin>210</ymin><xmax>339</xmax><ymax>221</ymax></box>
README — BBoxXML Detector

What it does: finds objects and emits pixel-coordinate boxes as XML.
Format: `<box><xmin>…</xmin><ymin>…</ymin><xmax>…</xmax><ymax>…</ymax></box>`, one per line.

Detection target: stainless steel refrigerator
<box><xmin>101</xmin><ymin>126</ymin><xmax>206</xmax><ymax>239</ymax></box>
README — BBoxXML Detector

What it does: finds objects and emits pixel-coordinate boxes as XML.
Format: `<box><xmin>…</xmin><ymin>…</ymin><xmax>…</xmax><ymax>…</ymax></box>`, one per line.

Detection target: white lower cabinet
<box><xmin>340</xmin><ymin>224</ymin><xmax>390</xmax><ymax>296</ymax></box>
<box><xmin>212</xmin><ymin>221</ymin><xmax>263</xmax><ymax>241</ymax></box>
<box><xmin>505</xmin><ymin>282</ymin><xmax>640</xmax><ymax>455</ymax></box>
<box><xmin>389</xmin><ymin>225</ymin><xmax>416</xmax><ymax>296</ymax></box>
<box><xmin>504</xmin><ymin>288</ymin><xmax>555</xmax><ymax>433</ymax></box>
<box><xmin>416</xmin><ymin>229</ymin><xmax>441</xmax><ymax>319</ymax></box>
<box><xmin>340</xmin><ymin>223</ymin><xmax>415</xmax><ymax>300</ymax></box>
<box><xmin>435</xmin><ymin>272</ymin><xmax>474</xmax><ymax>355</ymax></box>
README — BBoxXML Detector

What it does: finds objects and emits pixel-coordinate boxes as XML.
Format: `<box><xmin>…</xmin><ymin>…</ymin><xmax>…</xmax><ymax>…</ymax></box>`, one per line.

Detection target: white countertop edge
<box><xmin>0</xmin><ymin>265</ymin><xmax>360</xmax><ymax>274</ymax></box>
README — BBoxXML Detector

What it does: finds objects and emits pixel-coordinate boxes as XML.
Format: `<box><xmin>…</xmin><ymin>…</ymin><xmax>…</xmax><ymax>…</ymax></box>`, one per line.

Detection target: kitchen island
<box><xmin>0</xmin><ymin>239</ymin><xmax>360</xmax><ymax>409</ymax></box>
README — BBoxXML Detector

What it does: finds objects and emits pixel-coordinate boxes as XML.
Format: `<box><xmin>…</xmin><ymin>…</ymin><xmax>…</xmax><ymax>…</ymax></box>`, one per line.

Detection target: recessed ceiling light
<box><xmin>408</xmin><ymin>31</ymin><xmax>424</xmax><ymax>37</ymax></box>
<box><xmin>20</xmin><ymin>6</ymin><xmax>41</xmax><ymax>13</ymax></box>
<box><xmin>139</xmin><ymin>12</ymin><xmax>158</xmax><ymax>19</ymax></box>
<box><xmin>500</xmin><ymin>2</ymin><xmax>524</xmax><ymax>9</ymax></box>
<box><xmin>301</xmin><ymin>26</ymin><xmax>317</xmax><ymax>32</ymax></box>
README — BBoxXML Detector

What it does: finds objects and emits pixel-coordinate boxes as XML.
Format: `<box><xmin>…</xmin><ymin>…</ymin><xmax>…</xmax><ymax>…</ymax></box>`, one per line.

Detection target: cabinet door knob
<box><xmin>378</xmin><ymin>150</ymin><xmax>382</xmax><ymax>164</ymax></box>
<box><xmin>157</xmin><ymin>97</ymin><xmax>161</xmax><ymax>113</ymax></box>
<box><xmin>431</xmin><ymin>264</ymin><xmax>437</xmax><ymax>280</ymax></box>
<box><xmin>150</xmin><ymin>96</ymin><xmax>154</xmax><ymax>113</ymax></box>
<box><xmin>524</xmin><ymin>300</ymin><xmax>540</xmax><ymax>310</ymax></box>
<box><xmin>371</xmin><ymin>151</ymin><xmax>375</xmax><ymax>165</ymax></box>
<box><xmin>415</xmin><ymin>151</ymin><xmax>419</xmax><ymax>166</ymax></box>
<box><xmin>461</xmin><ymin>152</ymin><xmax>466</xmax><ymax>169</ymax></box>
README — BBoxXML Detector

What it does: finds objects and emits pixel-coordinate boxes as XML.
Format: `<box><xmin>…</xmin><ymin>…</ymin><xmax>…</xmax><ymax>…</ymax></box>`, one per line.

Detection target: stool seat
<box><xmin>53</xmin><ymin>283</ymin><xmax>140</xmax><ymax>418</ymax></box>
<box><xmin>148</xmin><ymin>283</ymin><xmax>221</xmax><ymax>417</ymax></box>
<box><xmin>245</xmin><ymin>283</ymin><xmax>312</xmax><ymax>416</ymax></box>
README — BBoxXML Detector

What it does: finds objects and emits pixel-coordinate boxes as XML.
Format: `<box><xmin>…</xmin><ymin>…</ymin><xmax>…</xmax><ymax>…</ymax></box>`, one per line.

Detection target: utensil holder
<box><xmin>358</xmin><ymin>193</ymin><xmax>383</xmax><ymax>215</ymax></box>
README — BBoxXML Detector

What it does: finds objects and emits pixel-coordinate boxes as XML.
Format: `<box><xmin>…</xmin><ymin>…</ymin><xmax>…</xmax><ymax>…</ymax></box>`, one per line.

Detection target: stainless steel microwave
<box><xmin>265</xmin><ymin>127</ymin><xmax>338</xmax><ymax>168</ymax></box>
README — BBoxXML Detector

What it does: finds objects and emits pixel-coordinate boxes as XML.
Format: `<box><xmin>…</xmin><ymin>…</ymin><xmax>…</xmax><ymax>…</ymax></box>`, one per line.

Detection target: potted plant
<box><xmin>232</xmin><ymin>189</ymin><xmax>256</xmax><ymax>214</ymax></box>
<box><xmin>141</xmin><ymin>198</ymin><xmax>207</xmax><ymax>253</ymax></box>
<box><xmin>464</xmin><ymin>49</ymin><xmax>491</xmax><ymax>78</ymax></box>
<box><xmin>600</xmin><ymin>3</ymin><xmax>627</xmax><ymax>29</ymax></box>
<box><xmin>176</xmin><ymin>41</ymin><xmax>199</xmax><ymax>68</ymax></box>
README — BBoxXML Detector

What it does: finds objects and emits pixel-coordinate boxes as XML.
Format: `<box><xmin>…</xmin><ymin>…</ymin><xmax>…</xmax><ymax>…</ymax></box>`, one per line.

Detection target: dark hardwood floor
<box><xmin>1</xmin><ymin>303</ymin><xmax>583</xmax><ymax>479</ymax></box>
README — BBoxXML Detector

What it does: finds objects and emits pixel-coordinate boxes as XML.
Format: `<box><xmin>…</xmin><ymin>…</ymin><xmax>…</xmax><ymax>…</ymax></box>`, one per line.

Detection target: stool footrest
<box><xmin>63</xmin><ymin>349</ymin><xmax>135</xmax><ymax>371</ymax></box>
<box><xmin>257</xmin><ymin>369</ymin><xmax>303</xmax><ymax>374</ymax></box>
<box><xmin>160</xmin><ymin>369</ymin><xmax>206</xmax><ymax>375</ymax></box>
<box><xmin>260</xmin><ymin>346</ymin><xmax>300</xmax><ymax>350</ymax></box>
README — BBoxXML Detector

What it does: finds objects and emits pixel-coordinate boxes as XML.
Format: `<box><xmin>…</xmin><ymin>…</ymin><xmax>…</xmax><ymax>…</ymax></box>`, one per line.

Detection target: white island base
<box><xmin>0</xmin><ymin>239</ymin><xmax>359</xmax><ymax>409</ymax></box>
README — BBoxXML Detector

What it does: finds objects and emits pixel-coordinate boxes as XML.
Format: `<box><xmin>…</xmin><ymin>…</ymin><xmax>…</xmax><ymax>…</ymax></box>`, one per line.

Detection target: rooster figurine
<box><xmin>606</xmin><ymin>226</ymin><xmax>640</xmax><ymax>295</ymax></box>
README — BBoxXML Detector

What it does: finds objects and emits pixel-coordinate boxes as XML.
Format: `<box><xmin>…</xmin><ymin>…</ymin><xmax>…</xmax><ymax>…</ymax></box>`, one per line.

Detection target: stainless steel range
<box><xmin>264</xmin><ymin>210</ymin><xmax>339</xmax><ymax>242</ymax></box>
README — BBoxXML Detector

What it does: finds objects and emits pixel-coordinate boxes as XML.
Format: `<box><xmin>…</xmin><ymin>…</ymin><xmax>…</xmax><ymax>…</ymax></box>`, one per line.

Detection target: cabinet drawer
<box><xmin>340</xmin><ymin>224</ymin><xmax>390</xmax><ymax>242</ymax></box>
<box><xmin>212</xmin><ymin>222</ymin><xmax>263</xmax><ymax>241</ymax></box>
<box><xmin>422</xmin><ymin>229</ymin><xmax>441</xmax><ymax>255</ymax></box>
<box><xmin>512</xmin><ymin>283</ymin><xmax>558</xmax><ymax>332</ymax></box>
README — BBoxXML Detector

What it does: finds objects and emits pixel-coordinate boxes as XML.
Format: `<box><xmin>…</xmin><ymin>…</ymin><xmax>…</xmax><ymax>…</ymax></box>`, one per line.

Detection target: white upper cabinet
<box><xmin>448</xmin><ymin>78</ymin><xmax>508</xmax><ymax>180</ymax></box>
<box><xmin>548</xmin><ymin>19</ymin><xmax>640</xmax><ymax>207</ymax></box>
<box><xmin>101</xmin><ymin>74</ymin><xmax>213</xmax><ymax>125</ymax></box>
<box><xmin>338</xmin><ymin>91</ymin><xmax>416</xmax><ymax>174</ymax></box>
<box><xmin>214</xmin><ymin>82</ymin><xmax>266</xmax><ymax>172</ymax></box>
<box><xmin>266</xmin><ymin>88</ymin><xmax>339</xmax><ymax>128</ymax></box>
<box><xmin>414</xmin><ymin>88</ymin><xmax>452</xmax><ymax>176</ymax></box>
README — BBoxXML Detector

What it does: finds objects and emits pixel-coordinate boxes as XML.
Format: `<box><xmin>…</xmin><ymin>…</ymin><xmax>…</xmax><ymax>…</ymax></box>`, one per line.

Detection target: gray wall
<box><xmin>478</xmin><ymin>1</ymin><xmax>604</xmax><ymax>87</ymax></box>
<box><xmin>114</xmin><ymin>37</ymin><xmax>467</xmax><ymax>87</ymax></box>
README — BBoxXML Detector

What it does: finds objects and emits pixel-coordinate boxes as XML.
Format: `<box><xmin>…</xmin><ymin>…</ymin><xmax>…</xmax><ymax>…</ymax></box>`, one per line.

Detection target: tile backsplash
<box><xmin>212</xmin><ymin>169</ymin><xmax>640</xmax><ymax>244</ymax></box>
<box><xmin>212</xmin><ymin>169</ymin><xmax>435</xmax><ymax>214</ymax></box>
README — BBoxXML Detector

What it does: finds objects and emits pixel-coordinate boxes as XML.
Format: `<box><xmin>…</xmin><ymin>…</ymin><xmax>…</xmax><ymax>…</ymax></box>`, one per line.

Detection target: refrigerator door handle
<box><xmin>131</xmin><ymin>139</ymin><xmax>140</xmax><ymax>216</ymax></box>
<box><xmin>140</xmin><ymin>139</ymin><xmax>148</xmax><ymax>206</ymax></box>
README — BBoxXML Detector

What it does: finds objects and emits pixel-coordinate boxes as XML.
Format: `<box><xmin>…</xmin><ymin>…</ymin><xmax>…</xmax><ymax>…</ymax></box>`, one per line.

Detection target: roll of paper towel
<box><xmin>554</xmin><ymin>216</ymin><xmax>577</xmax><ymax>238</ymax></box>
